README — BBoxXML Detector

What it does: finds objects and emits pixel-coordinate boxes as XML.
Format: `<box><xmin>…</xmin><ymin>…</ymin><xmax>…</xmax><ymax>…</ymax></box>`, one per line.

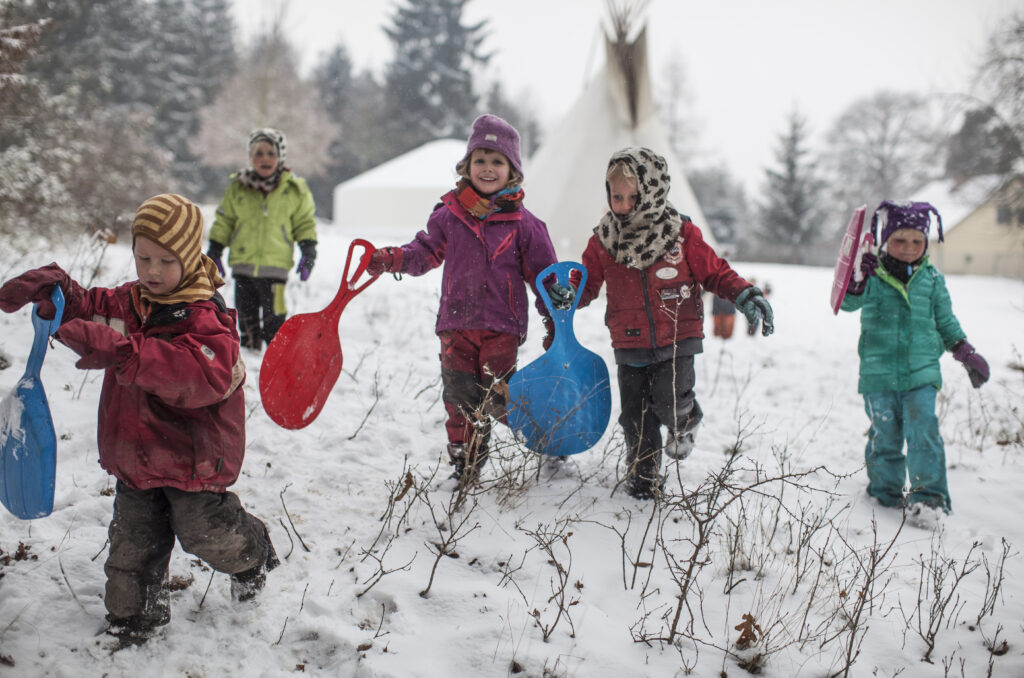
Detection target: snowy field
<box><xmin>1</xmin><ymin>219</ymin><xmax>1022</xmax><ymax>678</ymax></box>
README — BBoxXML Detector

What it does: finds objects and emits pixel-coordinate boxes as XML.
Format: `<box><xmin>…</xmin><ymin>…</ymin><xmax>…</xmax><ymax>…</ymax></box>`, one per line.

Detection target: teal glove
<box><xmin>734</xmin><ymin>286</ymin><xmax>774</xmax><ymax>336</ymax></box>
<box><xmin>548</xmin><ymin>283</ymin><xmax>576</xmax><ymax>310</ymax></box>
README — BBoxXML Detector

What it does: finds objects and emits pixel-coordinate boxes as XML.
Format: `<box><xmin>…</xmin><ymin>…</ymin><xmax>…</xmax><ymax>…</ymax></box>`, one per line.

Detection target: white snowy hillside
<box><xmin>1</xmin><ymin>221</ymin><xmax>1023</xmax><ymax>678</ymax></box>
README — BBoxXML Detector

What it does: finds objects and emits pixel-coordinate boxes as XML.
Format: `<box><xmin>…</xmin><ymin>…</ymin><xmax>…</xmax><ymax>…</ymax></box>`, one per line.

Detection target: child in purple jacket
<box><xmin>368</xmin><ymin>115</ymin><xmax>571</xmax><ymax>484</ymax></box>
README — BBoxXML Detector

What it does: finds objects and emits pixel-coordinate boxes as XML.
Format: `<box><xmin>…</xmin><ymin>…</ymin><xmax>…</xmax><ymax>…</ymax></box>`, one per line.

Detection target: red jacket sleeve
<box><xmin>577</xmin><ymin>235</ymin><xmax>606</xmax><ymax>308</ymax></box>
<box><xmin>682</xmin><ymin>222</ymin><xmax>750</xmax><ymax>301</ymax></box>
<box><xmin>115</xmin><ymin>306</ymin><xmax>241</xmax><ymax>409</ymax></box>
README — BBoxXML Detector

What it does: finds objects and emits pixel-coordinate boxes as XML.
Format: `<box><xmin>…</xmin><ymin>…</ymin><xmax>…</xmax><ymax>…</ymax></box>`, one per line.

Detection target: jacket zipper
<box><xmin>640</xmin><ymin>269</ymin><xmax>658</xmax><ymax>348</ymax></box>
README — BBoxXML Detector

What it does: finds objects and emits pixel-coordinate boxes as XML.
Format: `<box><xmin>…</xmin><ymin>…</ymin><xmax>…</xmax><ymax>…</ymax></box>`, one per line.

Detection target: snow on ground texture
<box><xmin>1</xmin><ymin>223</ymin><xmax>1022</xmax><ymax>678</ymax></box>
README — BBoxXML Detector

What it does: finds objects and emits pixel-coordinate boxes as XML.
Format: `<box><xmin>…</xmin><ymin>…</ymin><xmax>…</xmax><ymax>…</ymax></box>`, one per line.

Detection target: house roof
<box><xmin>338</xmin><ymin>139</ymin><xmax>464</xmax><ymax>190</ymax></box>
<box><xmin>910</xmin><ymin>174</ymin><xmax>1004</xmax><ymax>240</ymax></box>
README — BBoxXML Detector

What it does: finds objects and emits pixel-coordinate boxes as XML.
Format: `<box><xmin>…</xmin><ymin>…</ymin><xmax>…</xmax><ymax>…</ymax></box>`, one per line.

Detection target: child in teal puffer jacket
<box><xmin>842</xmin><ymin>200</ymin><xmax>990</xmax><ymax>527</ymax></box>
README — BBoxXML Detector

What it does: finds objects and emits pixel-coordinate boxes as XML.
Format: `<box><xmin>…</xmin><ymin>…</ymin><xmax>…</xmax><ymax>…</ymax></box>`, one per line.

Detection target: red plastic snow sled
<box><xmin>830</xmin><ymin>205</ymin><xmax>871</xmax><ymax>314</ymax></box>
<box><xmin>259</xmin><ymin>239</ymin><xmax>378</xmax><ymax>429</ymax></box>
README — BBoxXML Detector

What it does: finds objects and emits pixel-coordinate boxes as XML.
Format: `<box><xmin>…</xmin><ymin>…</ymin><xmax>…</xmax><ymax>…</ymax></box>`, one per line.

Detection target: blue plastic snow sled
<box><xmin>1</xmin><ymin>286</ymin><xmax>64</xmax><ymax>519</ymax></box>
<box><xmin>507</xmin><ymin>262</ymin><xmax>610</xmax><ymax>456</ymax></box>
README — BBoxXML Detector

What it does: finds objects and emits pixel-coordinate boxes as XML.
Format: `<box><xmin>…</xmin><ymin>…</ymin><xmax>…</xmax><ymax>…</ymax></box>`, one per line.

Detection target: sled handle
<box><xmin>26</xmin><ymin>287</ymin><xmax>65</xmax><ymax>379</ymax></box>
<box><xmin>852</xmin><ymin>232</ymin><xmax>876</xmax><ymax>282</ymax></box>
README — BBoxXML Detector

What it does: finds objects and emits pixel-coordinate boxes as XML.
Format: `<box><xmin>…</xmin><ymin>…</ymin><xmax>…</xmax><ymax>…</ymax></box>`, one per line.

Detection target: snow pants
<box><xmin>104</xmin><ymin>482</ymin><xmax>274</xmax><ymax>626</ymax></box>
<box><xmin>439</xmin><ymin>329</ymin><xmax>518</xmax><ymax>456</ymax></box>
<box><xmin>617</xmin><ymin>355</ymin><xmax>703</xmax><ymax>490</ymax></box>
<box><xmin>234</xmin><ymin>275</ymin><xmax>286</xmax><ymax>350</ymax></box>
<box><xmin>863</xmin><ymin>385</ymin><xmax>951</xmax><ymax>512</ymax></box>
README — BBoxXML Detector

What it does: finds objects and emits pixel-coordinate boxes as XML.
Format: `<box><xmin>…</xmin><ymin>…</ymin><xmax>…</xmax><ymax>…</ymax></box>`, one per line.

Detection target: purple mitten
<box><xmin>847</xmin><ymin>251</ymin><xmax>878</xmax><ymax>295</ymax></box>
<box><xmin>213</xmin><ymin>257</ymin><xmax>226</xmax><ymax>277</ymax></box>
<box><xmin>952</xmin><ymin>340</ymin><xmax>989</xmax><ymax>388</ymax></box>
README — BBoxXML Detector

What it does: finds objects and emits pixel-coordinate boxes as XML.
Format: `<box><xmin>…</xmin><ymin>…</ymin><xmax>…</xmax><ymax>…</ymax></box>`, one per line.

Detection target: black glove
<box><xmin>207</xmin><ymin>241</ymin><xmax>226</xmax><ymax>276</ymax></box>
<box><xmin>296</xmin><ymin>240</ymin><xmax>317</xmax><ymax>281</ymax></box>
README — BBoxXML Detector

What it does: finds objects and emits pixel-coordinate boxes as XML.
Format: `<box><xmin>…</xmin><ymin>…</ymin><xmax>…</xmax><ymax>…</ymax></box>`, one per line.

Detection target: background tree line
<box><xmin>2</xmin><ymin>0</ymin><xmax>1021</xmax><ymax>266</ymax></box>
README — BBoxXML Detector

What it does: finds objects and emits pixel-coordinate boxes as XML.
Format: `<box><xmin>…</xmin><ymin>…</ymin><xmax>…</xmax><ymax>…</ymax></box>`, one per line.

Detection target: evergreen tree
<box><xmin>758</xmin><ymin>110</ymin><xmax>827</xmax><ymax>264</ymax></box>
<box><xmin>945</xmin><ymin>106</ymin><xmax>1021</xmax><ymax>180</ymax></box>
<box><xmin>689</xmin><ymin>165</ymin><xmax>750</xmax><ymax>250</ymax></box>
<box><xmin>381</xmin><ymin>0</ymin><xmax>490</xmax><ymax>156</ymax></box>
<box><xmin>308</xmin><ymin>44</ymin><xmax>365</xmax><ymax>220</ymax></box>
<box><xmin>148</xmin><ymin>0</ymin><xmax>205</xmax><ymax>190</ymax></box>
<box><xmin>15</xmin><ymin>0</ymin><xmax>153</xmax><ymax>108</ymax></box>
<box><xmin>482</xmin><ymin>83</ymin><xmax>541</xmax><ymax>158</ymax></box>
<box><xmin>1</xmin><ymin>1</ymin><xmax>172</xmax><ymax>240</ymax></box>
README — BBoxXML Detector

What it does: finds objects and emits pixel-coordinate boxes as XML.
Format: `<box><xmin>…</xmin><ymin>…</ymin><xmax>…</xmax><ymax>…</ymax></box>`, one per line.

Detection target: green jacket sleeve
<box><xmin>840</xmin><ymin>283</ymin><xmax>866</xmax><ymax>312</ymax></box>
<box><xmin>930</xmin><ymin>272</ymin><xmax>965</xmax><ymax>350</ymax></box>
<box><xmin>209</xmin><ymin>179</ymin><xmax>239</xmax><ymax>246</ymax></box>
<box><xmin>290</xmin><ymin>177</ymin><xmax>318</xmax><ymax>243</ymax></box>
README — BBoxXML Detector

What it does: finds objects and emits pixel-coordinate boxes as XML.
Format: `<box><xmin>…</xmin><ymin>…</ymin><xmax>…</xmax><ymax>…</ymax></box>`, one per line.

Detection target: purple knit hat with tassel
<box><xmin>871</xmin><ymin>200</ymin><xmax>944</xmax><ymax>248</ymax></box>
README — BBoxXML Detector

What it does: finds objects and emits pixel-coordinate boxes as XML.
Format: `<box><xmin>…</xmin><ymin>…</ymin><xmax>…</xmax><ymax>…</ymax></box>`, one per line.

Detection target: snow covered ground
<box><xmin>1</xmin><ymin>220</ymin><xmax>1022</xmax><ymax>677</ymax></box>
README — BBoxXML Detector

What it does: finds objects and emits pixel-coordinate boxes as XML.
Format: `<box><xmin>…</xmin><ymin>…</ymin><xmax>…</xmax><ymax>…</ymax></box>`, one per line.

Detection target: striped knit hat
<box><xmin>131</xmin><ymin>194</ymin><xmax>224</xmax><ymax>304</ymax></box>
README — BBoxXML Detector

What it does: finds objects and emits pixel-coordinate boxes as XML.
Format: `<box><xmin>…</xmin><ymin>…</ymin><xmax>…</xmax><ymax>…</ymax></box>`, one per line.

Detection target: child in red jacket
<box><xmin>575</xmin><ymin>148</ymin><xmax>774</xmax><ymax>499</ymax></box>
<box><xmin>0</xmin><ymin>194</ymin><xmax>277</xmax><ymax>647</ymax></box>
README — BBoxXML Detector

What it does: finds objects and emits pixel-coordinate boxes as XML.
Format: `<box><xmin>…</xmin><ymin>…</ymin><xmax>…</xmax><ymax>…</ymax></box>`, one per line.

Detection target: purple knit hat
<box><xmin>871</xmin><ymin>200</ymin><xmax>944</xmax><ymax>247</ymax></box>
<box><xmin>458</xmin><ymin>114</ymin><xmax>523</xmax><ymax>177</ymax></box>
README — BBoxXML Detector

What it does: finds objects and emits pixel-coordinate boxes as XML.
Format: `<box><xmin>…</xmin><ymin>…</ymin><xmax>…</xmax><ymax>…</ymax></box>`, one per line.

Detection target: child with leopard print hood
<box><xmin>574</xmin><ymin>147</ymin><xmax>773</xmax><ymax>500</ymax></box>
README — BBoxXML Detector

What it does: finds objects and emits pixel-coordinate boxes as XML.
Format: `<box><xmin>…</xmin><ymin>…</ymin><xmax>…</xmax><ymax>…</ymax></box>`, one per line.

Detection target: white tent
<box><xmin>332</xmin><ymin>138</ymin><xmax>464</xmax><ymax>234</ymax></box>
<box><xmin>526</xmin><ymin>21</ymin><xmax>711</xmax><ymax>260</ymax></box>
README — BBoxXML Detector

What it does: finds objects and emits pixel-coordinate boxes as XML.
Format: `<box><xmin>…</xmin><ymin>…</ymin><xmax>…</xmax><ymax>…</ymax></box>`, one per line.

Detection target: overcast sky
<box><xmin>232</xmin><ymin>0</ymin><xmax>1024</xmax><ymax>195</ymax></box>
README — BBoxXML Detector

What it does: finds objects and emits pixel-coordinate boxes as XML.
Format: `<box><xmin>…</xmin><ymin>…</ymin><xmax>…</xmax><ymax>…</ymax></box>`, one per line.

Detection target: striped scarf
<box><xmin>454</xmin><ymin>179</ymin><xmax>524</xmax><ymax>219</ymax></box>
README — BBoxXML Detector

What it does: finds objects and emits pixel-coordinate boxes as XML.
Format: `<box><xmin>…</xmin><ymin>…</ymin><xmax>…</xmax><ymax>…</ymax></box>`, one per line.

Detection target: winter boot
<box><xmin>664</xmin><ymin>425</ymin><xmax>698</xmax><ymax>460</ymax></box>
<box><xmin>447</xmin><ymin>442</ymin><xmax>489</xmax><ymax>486</ymax></box>
<box><xmin>230</xmin><ymin>538</ymin><xmax>281</xmax><ymax>602</ymax></box>
<box><xmin>105</xmin><ymin>614</ymin><xmax>166</xmax><ymax>650</ymax></box>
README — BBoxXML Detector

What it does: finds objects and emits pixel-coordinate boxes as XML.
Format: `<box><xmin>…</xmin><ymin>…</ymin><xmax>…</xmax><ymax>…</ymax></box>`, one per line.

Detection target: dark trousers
<box><xmin>235</xmin><ymin>275</ymin><xmax>286</xmax><ymax>350</ymax></box>
<box><xmin>617</xmin><ymin>356</ymin><xmax>703</xmax><ymax>486</ymax></box>
<box><xmin>439</xmin><ymin>329</ymin><xmax>518</xmax><ymax>452</ymax></box>
<box><xmin>104</xmin><ymin>482</ymin><xmax>273</xmax><ymax>625</ymax></box>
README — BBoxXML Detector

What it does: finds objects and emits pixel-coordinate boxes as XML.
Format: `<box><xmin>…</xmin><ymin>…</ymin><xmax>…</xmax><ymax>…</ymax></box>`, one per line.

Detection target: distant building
<box><xmin>332</xmin><ymin>139</ymin><xmax>464</xmax><ymax>233</ymax></box>
<box><xmin>912</xmin><ymin>174</ymin><xmax>1024</xmax><ymax>280</ymax></box>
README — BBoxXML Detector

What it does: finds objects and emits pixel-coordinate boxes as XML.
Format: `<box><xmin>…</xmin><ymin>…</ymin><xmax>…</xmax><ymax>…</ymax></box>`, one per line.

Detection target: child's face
<box><xmin>608</xmin><ymin>175</ymin><xmax>639</xmax><ymax>216</ymax></box>
<box><xmin>249</xmin><ymin>141</ymin><xmax>279</xmax><ymax>178</ymax></box>
<box><xmin>134</xmin><ymin>237</ymin><xmax>183</xmax><ymax>295</ymax></box>
<box><xmin>468</xmin><ymin>148</ymin><xmax>511</xmax><ymax>195</ymax></box>
<box><xmin>885</xmin><ymin>228</ymin><xmax>926</xmax><ymax>263</ymax></box>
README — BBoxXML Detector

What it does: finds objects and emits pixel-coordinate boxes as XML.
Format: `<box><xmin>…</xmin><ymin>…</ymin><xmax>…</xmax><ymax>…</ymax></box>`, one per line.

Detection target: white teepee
<box><xmin>526</xmin><ymin>14</ymin><xmax>711</xmax><ymax>260</ymax></box>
